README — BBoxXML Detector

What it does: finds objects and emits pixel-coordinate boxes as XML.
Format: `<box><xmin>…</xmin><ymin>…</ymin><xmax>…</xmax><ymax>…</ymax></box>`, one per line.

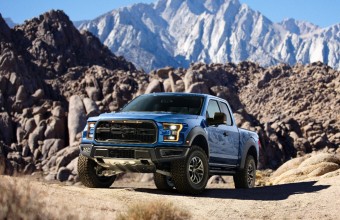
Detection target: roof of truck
<box><xmin>142</xmin><ymin>92</ymin><xmax>217</xmax><ymax>99</ymax></box>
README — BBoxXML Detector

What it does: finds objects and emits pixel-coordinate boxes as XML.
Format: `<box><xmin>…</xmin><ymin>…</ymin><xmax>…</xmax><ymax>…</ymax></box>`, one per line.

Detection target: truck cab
<box><xmin>78</xmin><ymin>93</ymin><xmax>260</xmax><ymax>194</ymax></box>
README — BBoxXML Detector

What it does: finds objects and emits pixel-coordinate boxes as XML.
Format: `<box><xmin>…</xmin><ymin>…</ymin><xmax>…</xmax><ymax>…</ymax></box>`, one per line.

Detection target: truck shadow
<box><xmin>134</xmin><ymin>181</ymin><xmax>330</xmax><ymax>201</ymax></box>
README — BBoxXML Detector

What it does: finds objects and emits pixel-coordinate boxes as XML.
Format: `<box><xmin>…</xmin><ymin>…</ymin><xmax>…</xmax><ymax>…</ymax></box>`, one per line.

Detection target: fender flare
<box><xmin>239</xmin><ymin>138</ymin><xmax>259</xmax><ymax>169</ymax></box>
<box><xmin>185</xmin><ymin>127</ymin><xmax>209</xmax><ymax>156</ymax></box>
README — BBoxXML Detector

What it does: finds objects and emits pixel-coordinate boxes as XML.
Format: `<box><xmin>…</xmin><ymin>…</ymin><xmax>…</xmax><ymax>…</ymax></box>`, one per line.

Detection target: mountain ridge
<box><xmin>78</xmin><ymin>0</ymin><xmax>340</xmax><ymax>72</ymax></box>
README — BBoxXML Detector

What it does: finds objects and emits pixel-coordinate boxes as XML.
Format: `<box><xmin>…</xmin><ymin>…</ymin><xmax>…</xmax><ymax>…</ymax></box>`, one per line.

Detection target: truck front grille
<box><xmin>95</xmin><ymin>120</ymin><xmax>157</xmax><ymax>144</ymax></box>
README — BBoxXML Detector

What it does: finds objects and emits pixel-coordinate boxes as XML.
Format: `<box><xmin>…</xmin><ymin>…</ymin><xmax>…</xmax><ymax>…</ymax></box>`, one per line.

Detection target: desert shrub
<box><xmin>0</xmin><ymin>177</ymin><xmax>78</xmax><ymax>220</ymax></box>
<box><xmin>255</xmin><ymin>170</ymin><xmax>274</xmax><ymax>186</ymax></box>
<box><xmin>0</xmin><ymin>178</ymin><xmax>48</xmax><ymax>220</ymax></box>
<box><xmin>117</xmin><ymin>200</ymin><xmax>191</xmax><ymax>220</ymax></box>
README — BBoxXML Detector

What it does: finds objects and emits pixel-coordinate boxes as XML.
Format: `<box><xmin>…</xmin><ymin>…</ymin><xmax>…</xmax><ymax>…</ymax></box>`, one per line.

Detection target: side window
<box><xmin>206</xmin><ymin>100</ymin><xmax>220</xmax><ymax>119</ymax></box>
<box><xmin>219</xmin><ymin>102</ymin><xmax>233</xmax><ymax>126</ymax></box>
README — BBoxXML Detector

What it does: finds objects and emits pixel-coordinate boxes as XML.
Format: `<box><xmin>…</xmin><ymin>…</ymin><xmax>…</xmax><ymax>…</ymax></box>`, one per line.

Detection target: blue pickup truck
<box><xmin>78</xmin><ymin>93</ymin><xmax>260</xmax><ymax>194</ymax></box>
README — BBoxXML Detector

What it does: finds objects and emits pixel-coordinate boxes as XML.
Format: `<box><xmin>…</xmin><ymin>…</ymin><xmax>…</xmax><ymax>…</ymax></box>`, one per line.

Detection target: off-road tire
<box><xmin>171</xmin><ymin>145</ymin><xmax>209</xmax><ymax>195</ymax></box>
<box><xmin>78</xmin><ymin>155</ymin><xmax>116</xmax><ymax>188</ymax></box>
<box><xmin>154</xmin><ymin>173</ymin><xmax>174</xmax><ymax>191</ymax></box>
<box><xmin>233</xmin><ymin>155</ymin><xmax>256</xmax><ymax>188</ymax></box>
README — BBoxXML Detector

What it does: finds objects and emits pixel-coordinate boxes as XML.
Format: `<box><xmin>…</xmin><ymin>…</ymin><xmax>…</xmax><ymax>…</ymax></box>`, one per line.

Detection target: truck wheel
<box><xmin>154</xmin><ymin>173</ymin><xmax>174</xmax><ymax>191</ymax></box>
<box><xmin>233</xmin><ymin>155</ymin><xmax>256</xmax><ymax>188</ymax></box>
<box><xmin>171</xmin><ymin>145</ymin><xmax>209</xmax><ymax>195</ymax></box>
<box><xmin>78</xmin><ymin>155</ymin><xmax>116</xmax><ymax>188</ymax></box>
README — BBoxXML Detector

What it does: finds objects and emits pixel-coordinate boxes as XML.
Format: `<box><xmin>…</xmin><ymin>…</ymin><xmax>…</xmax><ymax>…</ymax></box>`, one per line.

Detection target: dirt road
<box><xmin>1</xmin><ymin>175</ymin><xmax>340</xmax><ymax>219</ymax></box>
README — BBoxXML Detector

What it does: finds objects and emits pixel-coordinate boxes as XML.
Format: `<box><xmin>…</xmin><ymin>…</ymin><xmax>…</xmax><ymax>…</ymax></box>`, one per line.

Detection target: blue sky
<box><xmin>0</xmin><ymin>0</ymin><xmax>339</xmax><ymax>27</ymax></box>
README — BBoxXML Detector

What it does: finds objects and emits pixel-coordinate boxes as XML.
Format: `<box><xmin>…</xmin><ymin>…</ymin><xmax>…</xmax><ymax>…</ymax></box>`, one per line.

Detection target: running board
<box><xmin>209</xmin><ymin>163</ymin><xmax>237</xmax><ymax>175</ymax></box>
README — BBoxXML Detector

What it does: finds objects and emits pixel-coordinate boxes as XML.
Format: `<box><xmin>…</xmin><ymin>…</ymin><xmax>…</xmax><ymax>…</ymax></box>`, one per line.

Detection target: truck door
<box><xmin>217</xmin><ymin>101</ymin><xmax>240</xmax><ymax>166</ymax></box>
<box><xmin>206</xmin><ymin>99</ymin><xmax>238</xmax><ymax>165</ymax></box>
<box><xmin>206</xmin><ymin>99</ymin><xmax>222</xmax><ymax>164</ymax></box>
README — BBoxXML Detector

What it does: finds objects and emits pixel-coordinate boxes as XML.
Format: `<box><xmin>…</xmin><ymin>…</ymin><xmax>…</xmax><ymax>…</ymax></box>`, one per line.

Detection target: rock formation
<box><xmin>270</xmin><ymin>152</ymin><xmax>340</xmax><ymax>184</ymax></box>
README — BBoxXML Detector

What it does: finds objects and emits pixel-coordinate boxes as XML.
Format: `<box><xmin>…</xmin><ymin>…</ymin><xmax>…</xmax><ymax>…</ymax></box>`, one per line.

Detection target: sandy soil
<box><xmin>1</xmin><ymin>175</ymin><xmax>340</xmax><ymax>220</ymax></box>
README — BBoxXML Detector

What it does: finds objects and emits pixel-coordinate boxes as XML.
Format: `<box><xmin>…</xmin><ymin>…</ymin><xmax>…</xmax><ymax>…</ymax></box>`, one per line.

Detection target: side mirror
<box><xmin>208</xmin><ymin>112</ymin><xmax>226</xmax><ymax>126</ymax></box>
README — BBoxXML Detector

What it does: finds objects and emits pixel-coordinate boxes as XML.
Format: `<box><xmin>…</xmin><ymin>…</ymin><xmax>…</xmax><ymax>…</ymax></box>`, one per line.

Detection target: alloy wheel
<box><xmin>247</xmin><ymin>162</ymin><xmax>255</xmax><ymax>186</ymax></box>
<box><xmin>188</xmin><ymin>156</ymin><xmax>204</xmax><ymax>184</ymax></box>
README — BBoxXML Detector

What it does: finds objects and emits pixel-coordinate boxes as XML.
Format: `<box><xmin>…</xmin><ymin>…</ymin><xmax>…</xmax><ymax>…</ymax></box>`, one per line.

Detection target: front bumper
<box><xmin>79</xmin><ymin>143</ymin><xmax>190</xmax><ymax>163</ymax></box>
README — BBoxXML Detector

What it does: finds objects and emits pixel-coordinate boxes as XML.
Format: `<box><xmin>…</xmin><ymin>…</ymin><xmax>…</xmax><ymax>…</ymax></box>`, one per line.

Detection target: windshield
<box><xmin>121</xmin><ymin>95</ymin><xmax>204</xmax><ymax>115</ymax></box>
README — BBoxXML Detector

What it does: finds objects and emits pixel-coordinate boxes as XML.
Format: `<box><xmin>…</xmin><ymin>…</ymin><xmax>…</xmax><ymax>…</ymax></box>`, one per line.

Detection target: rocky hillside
<box><xmin>0</xmin><ymin>10</ymin><xmax>147</xmax><ymax>181</ymax></box>
<box><xmin>239</xmin><ymin>62</ymin><xmax>340</xmax><ymax>167</ymax></box>
<box><xmin>0</xmin><ymin>10</ymin><xmax>339</xmax><ymax>182</ymax></box>
<box><xmin>78</xmin><ymin>0</ymin><xmax>340</xmax><ymax>72</ymax></box>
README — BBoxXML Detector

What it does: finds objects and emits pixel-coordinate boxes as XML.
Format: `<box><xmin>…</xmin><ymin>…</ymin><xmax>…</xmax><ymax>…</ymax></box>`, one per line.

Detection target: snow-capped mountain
<box><xmin>279</xmin><ymin>18</ymin><xmax>320</xmax><ymax>35</ymax></box>
<box><xmin>73</xmin><ymin>20</ymin><xmax>89</xmax><ymax>29</ymax></box>
<box><xmin>78</xmin><ymin>0</ymin><xmax>340</xmax><ymax>71</ymax></box>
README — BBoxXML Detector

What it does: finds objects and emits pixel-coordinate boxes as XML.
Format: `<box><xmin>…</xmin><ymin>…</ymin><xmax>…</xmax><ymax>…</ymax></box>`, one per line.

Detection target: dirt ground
<box><xmin>1</xmin><ymin>174</ymin><xmax>340</xmax><ymax>220</ymax></box>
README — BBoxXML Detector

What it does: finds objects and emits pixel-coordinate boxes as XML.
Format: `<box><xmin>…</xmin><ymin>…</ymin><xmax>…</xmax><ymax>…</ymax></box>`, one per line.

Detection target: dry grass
<box><xmin>0</xmin><ymin>176</ymin><xmax>77</xmax><ymax>220</ymax></box>
<box><xmin>0</xmin><ymin>177</ymin><xmax>48</xmax><ymax>220</ymax></box>
<box><xmin>255</xmin><ymin>169</ymin><xmax>274</xmax><ymax>186</ymax></box>
<box><xmin>117</xmin><ymin>200</ymin><xmax>192</xmax><ymax>220</ymax></box>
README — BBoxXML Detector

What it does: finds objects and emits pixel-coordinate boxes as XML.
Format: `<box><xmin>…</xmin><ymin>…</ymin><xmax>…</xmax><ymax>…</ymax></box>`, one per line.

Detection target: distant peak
<box><xmin>40</xmin><ymin>10</ymin><xmax>72</xmax><ymax>23</ymax></box>
<box><xmin>21</xmin><ymin>9</ymin><xmax>74</xmax><ymax>28</ymax></box>
<box><xmin>204</xmin><ymin>0</ymin><xmax>240</xmax><ymax>12</ymax></box>
<box><xmin>282</xmin><ymin>18</ymin><xmax>295</xmax><ymax>23</ymax></box>
<box><xmin>281</xmin><ymin>18</ymin><xmax>318</xmax><ymax>27</ymax></box>
<box><xmin>20</xmin><ymin>9</ymin><xmax>77</xmax><ymax>34</ymax></box>
<box><xmin>3</xmin><ymin>17</ymin><xmax>16</xmax><ymax>28</ymax></box>
<box><xmin>155</xmin><ymin>0</ymin><xmax>240</xmax><ymax>15</ymax></box>
<box><xmin>156</xmin><ymin>0</ymin><xmax>240</xmax><ymax>9</ymax></box>
<box><xmin>279</xmin><ymin>18</ymin><xmax>320</xmax><ymax>35</ymax></box>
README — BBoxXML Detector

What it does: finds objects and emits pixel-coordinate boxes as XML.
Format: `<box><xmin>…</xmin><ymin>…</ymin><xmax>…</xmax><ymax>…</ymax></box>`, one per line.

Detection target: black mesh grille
<box><xmin>95</xmin><ymin>120</ymin><xmax>157</xmax><ymax>144</ymax></box>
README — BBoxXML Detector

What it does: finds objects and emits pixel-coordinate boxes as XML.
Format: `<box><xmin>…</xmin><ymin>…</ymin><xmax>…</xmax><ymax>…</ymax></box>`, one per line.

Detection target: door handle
<box><xmin>223</xmin><ymin>132</ymin><xmax>229</xmax><ymax>137</ymax></box>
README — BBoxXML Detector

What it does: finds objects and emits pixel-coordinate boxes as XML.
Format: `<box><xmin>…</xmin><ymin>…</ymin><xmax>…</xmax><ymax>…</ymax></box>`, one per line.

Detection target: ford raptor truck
<box><xmin>78</xmin><ymin>93</ymin><xmax>260</xmax><ymax>194</ymax></box>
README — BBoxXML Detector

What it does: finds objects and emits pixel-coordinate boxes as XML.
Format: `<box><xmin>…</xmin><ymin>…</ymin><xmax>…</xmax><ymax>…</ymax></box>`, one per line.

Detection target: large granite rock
<box><xmin>68</xmin><ymin>95</ymin><xmax>86</xmax><ymax>146</ymax></box>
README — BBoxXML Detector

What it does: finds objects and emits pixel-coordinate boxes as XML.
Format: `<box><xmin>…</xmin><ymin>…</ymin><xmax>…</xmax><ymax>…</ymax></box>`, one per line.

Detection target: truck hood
<box><xmin>88</xmin><ymin>112</ymin><xmax>198</xmax><ymax>123</ymax></box>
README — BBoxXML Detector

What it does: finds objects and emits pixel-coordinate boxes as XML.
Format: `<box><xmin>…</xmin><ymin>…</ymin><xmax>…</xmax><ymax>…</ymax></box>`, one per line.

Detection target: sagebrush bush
<box><xmin>0</xmin><ymin>178</ymin><xmax>47</xmax><ymax>220</ymax></box>
<box><xmin>0</xmin><ymin>177</ymin><xmax>78</xmax><ymax>220</ymax></box>
<box><xmin>117</xmin><ymin>200</ymin><xmax>191</xmax><ymax>220</ymax></box>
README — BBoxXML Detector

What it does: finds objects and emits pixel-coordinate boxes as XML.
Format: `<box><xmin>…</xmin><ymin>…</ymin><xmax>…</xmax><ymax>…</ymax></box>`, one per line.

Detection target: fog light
<box><xmin>164</xmin><ymin>136</ymin><xmax>177</xmax><ymax>141</ymax></box>
<box><xmin>82</xmin><ymin>146</ymin><xmax>91</xmax><ymax>154</ymax></box>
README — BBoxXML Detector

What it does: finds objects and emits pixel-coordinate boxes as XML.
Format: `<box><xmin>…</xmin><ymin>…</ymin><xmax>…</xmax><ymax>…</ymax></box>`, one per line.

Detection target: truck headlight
<box><xmin>163</xmin><ymin>123</ymin><xmax>183</xmax><ymax>142</ymax></box>
<box><xmin>87</xmin><ymin>122</ymin><xmax>96</xmax><ymax>139</ymax></box>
